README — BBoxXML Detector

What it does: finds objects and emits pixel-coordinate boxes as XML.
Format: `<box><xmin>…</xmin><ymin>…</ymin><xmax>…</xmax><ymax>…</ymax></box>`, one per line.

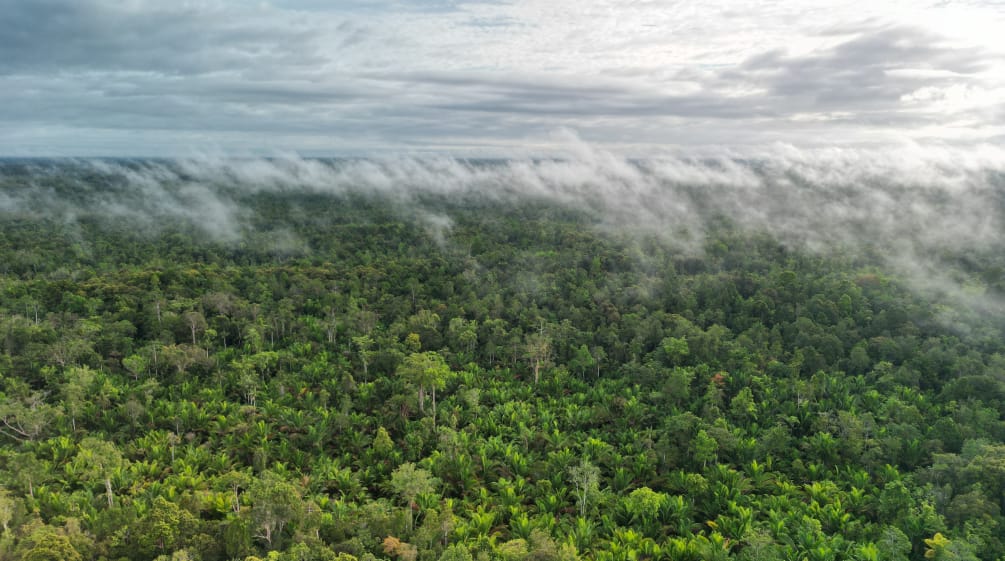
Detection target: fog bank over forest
<box><xmin>2</xmin><ymin>140</ymin><xmax>1004</xmax><ymax>325</ymax></box>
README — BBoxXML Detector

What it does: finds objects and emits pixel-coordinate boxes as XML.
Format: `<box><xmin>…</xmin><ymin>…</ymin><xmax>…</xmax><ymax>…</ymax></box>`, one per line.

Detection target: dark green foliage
<box><xmin>1</xmin><ymin>162</ymin><xmax>1005</xmax><ymax>560</ymax></box>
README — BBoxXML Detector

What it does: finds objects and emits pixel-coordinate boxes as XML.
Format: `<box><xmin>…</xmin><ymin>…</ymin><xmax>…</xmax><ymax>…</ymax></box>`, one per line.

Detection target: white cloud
<box><xmin>0</xmin><ymin>0</ymin><xmax>1003</xmax><ymax>154</ymax></box>
<box><xmin>901</xmin><ymin>84</ymin><xmax>1005</xmax><ymax>113</ymax></box>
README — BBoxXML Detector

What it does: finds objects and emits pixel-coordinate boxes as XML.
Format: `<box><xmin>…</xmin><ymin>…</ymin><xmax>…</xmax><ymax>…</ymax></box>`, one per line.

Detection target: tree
<box><xmin>497</xmin><ymin>538</ymin><xmax>529</xmax><ymax>561</ymax></box>
<box><xmin>0</xmin><ymin>488</ymin><xmax>15</xmax><ymax>533</ymax></box>
<box><xmin>61</xmin><ymin>366</ymin><xmax>95</xmax><ymax>432</ymax></box>
<box><xmin>182</xmin><ymin>311</ymin><xmax>207</xmax><ymax>346</ymax></box>
<box><xmin>524</xmin><ymin>331</ymin><xmax>552</xmax><ymax>385</ymax></box>
<box><xmin>247</xmin><ymin>471</ymin><xmax>304</xmax><ymax>549</ymax></box>
<box><xmin>447</xmin><ymin>318</ymin><xmax>478</xmax><ymax>357</ymax></box>
<box><xmin>217</xmin><ymin>469</ymin><xmax>253</xmax><ymax>515</ymax></box>
<box><xmin>73</xmin><ymin>437</ymin><xmax>124</xmax><ymax>508</ymax></box>
<box><xmin>663</xmin><ymin>367</ymin><xmax>695</xmax><ymax>407</ymax></box>
<box><xmin>568</xmin><ymin>345</ymin><xmax>596</xmax><ymax>379</ymax></box>
<box><xmin>924</xmin><ymin>533</ymin><xmax>951</xmax><ymax>560</ymax></box>
<box><xmin>729</xmin><ymin>387</ymin><xmax>757</xmax><ymax>423</ymax></box>
<box><xmin>15</xmin><ymin>521</ymin><xmax>82</xmax><ymax>561</ymax></box>
<box><xmin>122</xmin><ymin>352</ymin><xmax>149</xmax><ymax>380</ymax></box>
<box><xmin>352</xmin><ymin>335</ymin><xmax>375</xmax><ymax>379</ymax></box>
<box><xmin>6</xmin><ymin>452</ymin><xmax>49</xmax><ymax>499</ymax></box>
<box><xmin>0</xmin><ymin>389</ymin><xmax>59</xmax><ymax>443</ymax></box>
<box><xmin>373</xmin><ymin>426</ymin><xmax>395</xmax><ymax>458</ymax></box>
<box><xmin>390</xmin><ymin>462</ymin><xmax>438</xmax><ymax>531</ymax></box>
<box><xmin>569</xmin><ymin>459</ymin><xmax>600</xmax><ymax>517</ymax></box>
<box><xmin>625</xmin><ymin>487</ymin><xmax>666</xmax><ymax>535</ymax></box>
<box><xmin>384</xmin><ymin>536</ymin><xmax>419</xmax><ymax>561</ymax></box>
<box><xmin>661</xmin><ymin>336</ymin><xmax>689</xmax><ymax>366</ymax></box>
<box><xmin>694</xmin><ymin>429</ymin><xmax>718</xmax><ymax>469</ymax></box>
<box><xmin>407</xmin><ymin>310</ymin><xmax>442</xmax><ymax>350</ymax></box>
<box><xmin>591</xmin><ymin>346</ymin><xmax>607</xmax><ymax>378</ymax></box>
<box><xmin>131</xmin><ymin>496</ymin><xmax>200</xmax><ymax>557</ymax></box>
<box><xmin>159</xmin><ymin>344</ymin><xmax>206</xmax><ymax>379</ymax></box>
<box><xmin>439</xmin><ymin>543</ymin><xmax>473</xmax><ymax>561</ymax></box>
<box><xmin>480</xmin><ymin>318</ymin><xmax>508</xmax><ymax>365</ymax></box>
<box><xmin>398</xmin><ymin>352</ymin><xmax>451</xmax><ymax>417</ymax></box>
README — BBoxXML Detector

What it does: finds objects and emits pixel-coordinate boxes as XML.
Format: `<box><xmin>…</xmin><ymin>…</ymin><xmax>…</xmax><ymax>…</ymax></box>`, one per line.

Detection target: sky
<box><xmin>1</xmin><ymin>0</ymin><xmax>1004</xmax><ymax>156</ymax></box>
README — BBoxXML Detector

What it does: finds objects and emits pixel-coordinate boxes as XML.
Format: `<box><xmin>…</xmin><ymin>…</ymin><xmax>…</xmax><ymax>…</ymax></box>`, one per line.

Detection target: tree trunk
<box><xmin>104</xmin><ymin>477</ymin><xmax>114</xmax><ymax>507</ymax></box>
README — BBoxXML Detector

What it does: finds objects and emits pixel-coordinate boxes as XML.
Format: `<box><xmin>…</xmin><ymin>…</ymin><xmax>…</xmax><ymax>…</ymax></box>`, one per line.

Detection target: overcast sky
<box><xmin>1</xmin><ymin>0</ymin><xmax>1003</xmax><ymax>156</ymax></box>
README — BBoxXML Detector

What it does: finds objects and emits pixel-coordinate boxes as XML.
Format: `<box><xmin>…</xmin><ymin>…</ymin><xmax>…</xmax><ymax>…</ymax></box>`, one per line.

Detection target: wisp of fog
<box><xmin>1</xmin><ymin>140</ymin><xmax>1003</xmax><ymax>325</ymax></box>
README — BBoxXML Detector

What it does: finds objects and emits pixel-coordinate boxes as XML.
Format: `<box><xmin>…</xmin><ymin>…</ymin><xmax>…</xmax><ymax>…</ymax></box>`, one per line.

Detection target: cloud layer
<box><xmin>0</xmin><ymin>0</ymin><xmax>1003</xmax><ymax>155</ymax></box>
<box><xmin>4</xmin><ymin>142</ymin><xmax>1002</xmax><ymax>248</ymax></box>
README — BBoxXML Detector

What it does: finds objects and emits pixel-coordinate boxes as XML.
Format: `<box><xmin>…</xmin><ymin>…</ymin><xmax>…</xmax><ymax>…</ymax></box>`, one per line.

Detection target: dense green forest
<box><xmin>1</xmin><ymin>159</ymin><xmax>1005</xmax><ymax>561</ymax></box>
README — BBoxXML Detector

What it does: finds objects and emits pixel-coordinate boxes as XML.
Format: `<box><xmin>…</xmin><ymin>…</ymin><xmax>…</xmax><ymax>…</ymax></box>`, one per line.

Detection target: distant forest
<box><xmin>1</xmin><ymin>160</ymin><xmax>1005</xmax><ymax>561</ymax></box>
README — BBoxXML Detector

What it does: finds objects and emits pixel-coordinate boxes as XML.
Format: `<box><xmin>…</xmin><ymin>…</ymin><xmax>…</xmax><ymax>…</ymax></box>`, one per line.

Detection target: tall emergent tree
<box><xmin>569</xmin><ymin>459</ymin><xmax>601</xmax><ymax>517</ymax></box>
<box><xmin>73</xmin><ymin>437</ymin><xmax>124</xmax><ymax>508</ymax></box>
<box><xmin>524</xmin><ymin>332</ymin><xmax>552</xmax><ymax>385</ymax></box>
<box><xmin>390</xmin><ymin>462</ymin><xmax>438</xmax><ymax>531</ymax></box>
<box><xmin>398</xmin><ymin>351</ymin><xmax>451</xmax><ymax>417</ymax></box>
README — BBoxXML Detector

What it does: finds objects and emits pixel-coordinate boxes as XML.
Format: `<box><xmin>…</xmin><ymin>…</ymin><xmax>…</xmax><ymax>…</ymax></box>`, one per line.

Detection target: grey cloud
<box><xmin>0</xmin><ymin>72</ymin><xmax>388</xmax><ymax>137</ymax></box>
<box><xmin>274</xmin><ymin>0</ymin><xmax>471</xmax><ymax>14</ymax></box>
<box><xmin>732</xmin><ymin>25</ymin><xmax>988</xmax><ymax>111</ymax></box>
<box><xmin>364</xmin><ymin>24</ymin><xmax>992</xmax><ymax>128</ymax></box>
<box><xmin>0</xmin><ymin>0</ymin><xmax>325</xmax><ymax>76</ymax></box>
<box><xmin>0</xmin><ymin>3</ymin><xmax>1001</xmax><ymax>154</ymax></box>
<box><xmin>369</xmin><ymin>71</ymin><xmax>770</xmax><ymax>120</ymax></box>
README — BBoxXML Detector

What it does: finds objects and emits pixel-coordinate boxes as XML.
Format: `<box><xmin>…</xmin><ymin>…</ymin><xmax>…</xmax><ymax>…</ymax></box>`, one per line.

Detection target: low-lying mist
<box><xmin>1</xmin><ymin>141</ymin><xmax>1004</xmax><ymax>328</ymax></box>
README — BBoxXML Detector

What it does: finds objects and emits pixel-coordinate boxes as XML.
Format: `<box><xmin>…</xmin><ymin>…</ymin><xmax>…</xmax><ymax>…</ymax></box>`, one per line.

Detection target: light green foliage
<box><xmin>0</xmin><ymin>489</ymin><xmax>14</xmax><ymax>534</ymax></box>
<box><xmin>568</xmin><ymin>459</ymin><xmax>600</xmax><ymax>518</ymax></box>
<box><xmin>390</xmin><ymin>463</ymin><xmax>438</xmax><ymax>530</ymax></box>
<box><xmin>264</xmin><ymin>542</ymin><xmax>354</xmax><ymax>561</ymax></box>
<box><xmin>523</xmin><ymin>332</ymin><xmax>552</xmax><ymax>385</ymax></box>
<box><xmin>447</xmin><ymin>318</ymin><xmax>478</xmax><ymax>357</ymax></box>
<box><xmin>497</xmin><ymin>538</ymin><xmax>529</xmax><ymax>561</ymax></box>
<box><xmin>61</xmin><ymin>366</ymin><xmax>95</xmax><ymax>431</ymax></box>
<box><xmin>248</xmin><ymin>471</ymin><xmax>304</xmax><ymax>549</ymax></box>
<box><xmin>373</xmin><ymin>426</ymin><xmax>395</xmax><ymax>457</ymax></box>
<box><xmin>0</xmin><ymin>167</ymin><xmax>1004</xmax><ymax>561</ymax></box>
<box><xmin>352</xmin><ymin>335</ymin><xmax>375</xmax><ymax>379</ymax></box>
<box><xmin>438</xmin><ymin>543</ymin><xmax>472</xmax><ymax>561</ymax></box>
<box><xmin>877</xmin><ymin>526</ymin><xmax>911</xmax><ymax>561</ymax></box>
<box><xmin>0</xmin><ymin>388</ymin><xmax>59</xmax><ymax>443</ymax></box>
<box><xmin>568</xmin><ymin>345</ymin><xmax>595</xmax><ymax>378</ymax></box>
<box><xmin>131</xmin><ymin>496</ymin><xmax>200</xmax><ymax>558</ymax></box>
<box><xmin>398</xmin><ymin>351</ymin><xmax>451</xmax><ymax>415</ymax></box>
<box><xmin>693</xmin><ymin>429</ymin><xmax>719</xmax><ymax>468</ymax></box>
<box><xmin>661</xmin><ymin>336</ymin><xmax>689</xmax><ymax>366</ymax></box>
<box><xmin>729</xmin><ymin>387</ymin><xmax>757</xmax><ymax>422</ymax></box>
<box><xmin>624</xmin><ymin>487</ymin><xmax>666</xmax><ymax>531</ymax></box>
<box><xmin>15</xmin><ymin>522</ymin><xmax>82</xmax><ymax>561</ymax></box>
<box><xmin>72</xmin><ymin>437</ymin><xmax>124</xmax><ymax>507</ymax></box>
